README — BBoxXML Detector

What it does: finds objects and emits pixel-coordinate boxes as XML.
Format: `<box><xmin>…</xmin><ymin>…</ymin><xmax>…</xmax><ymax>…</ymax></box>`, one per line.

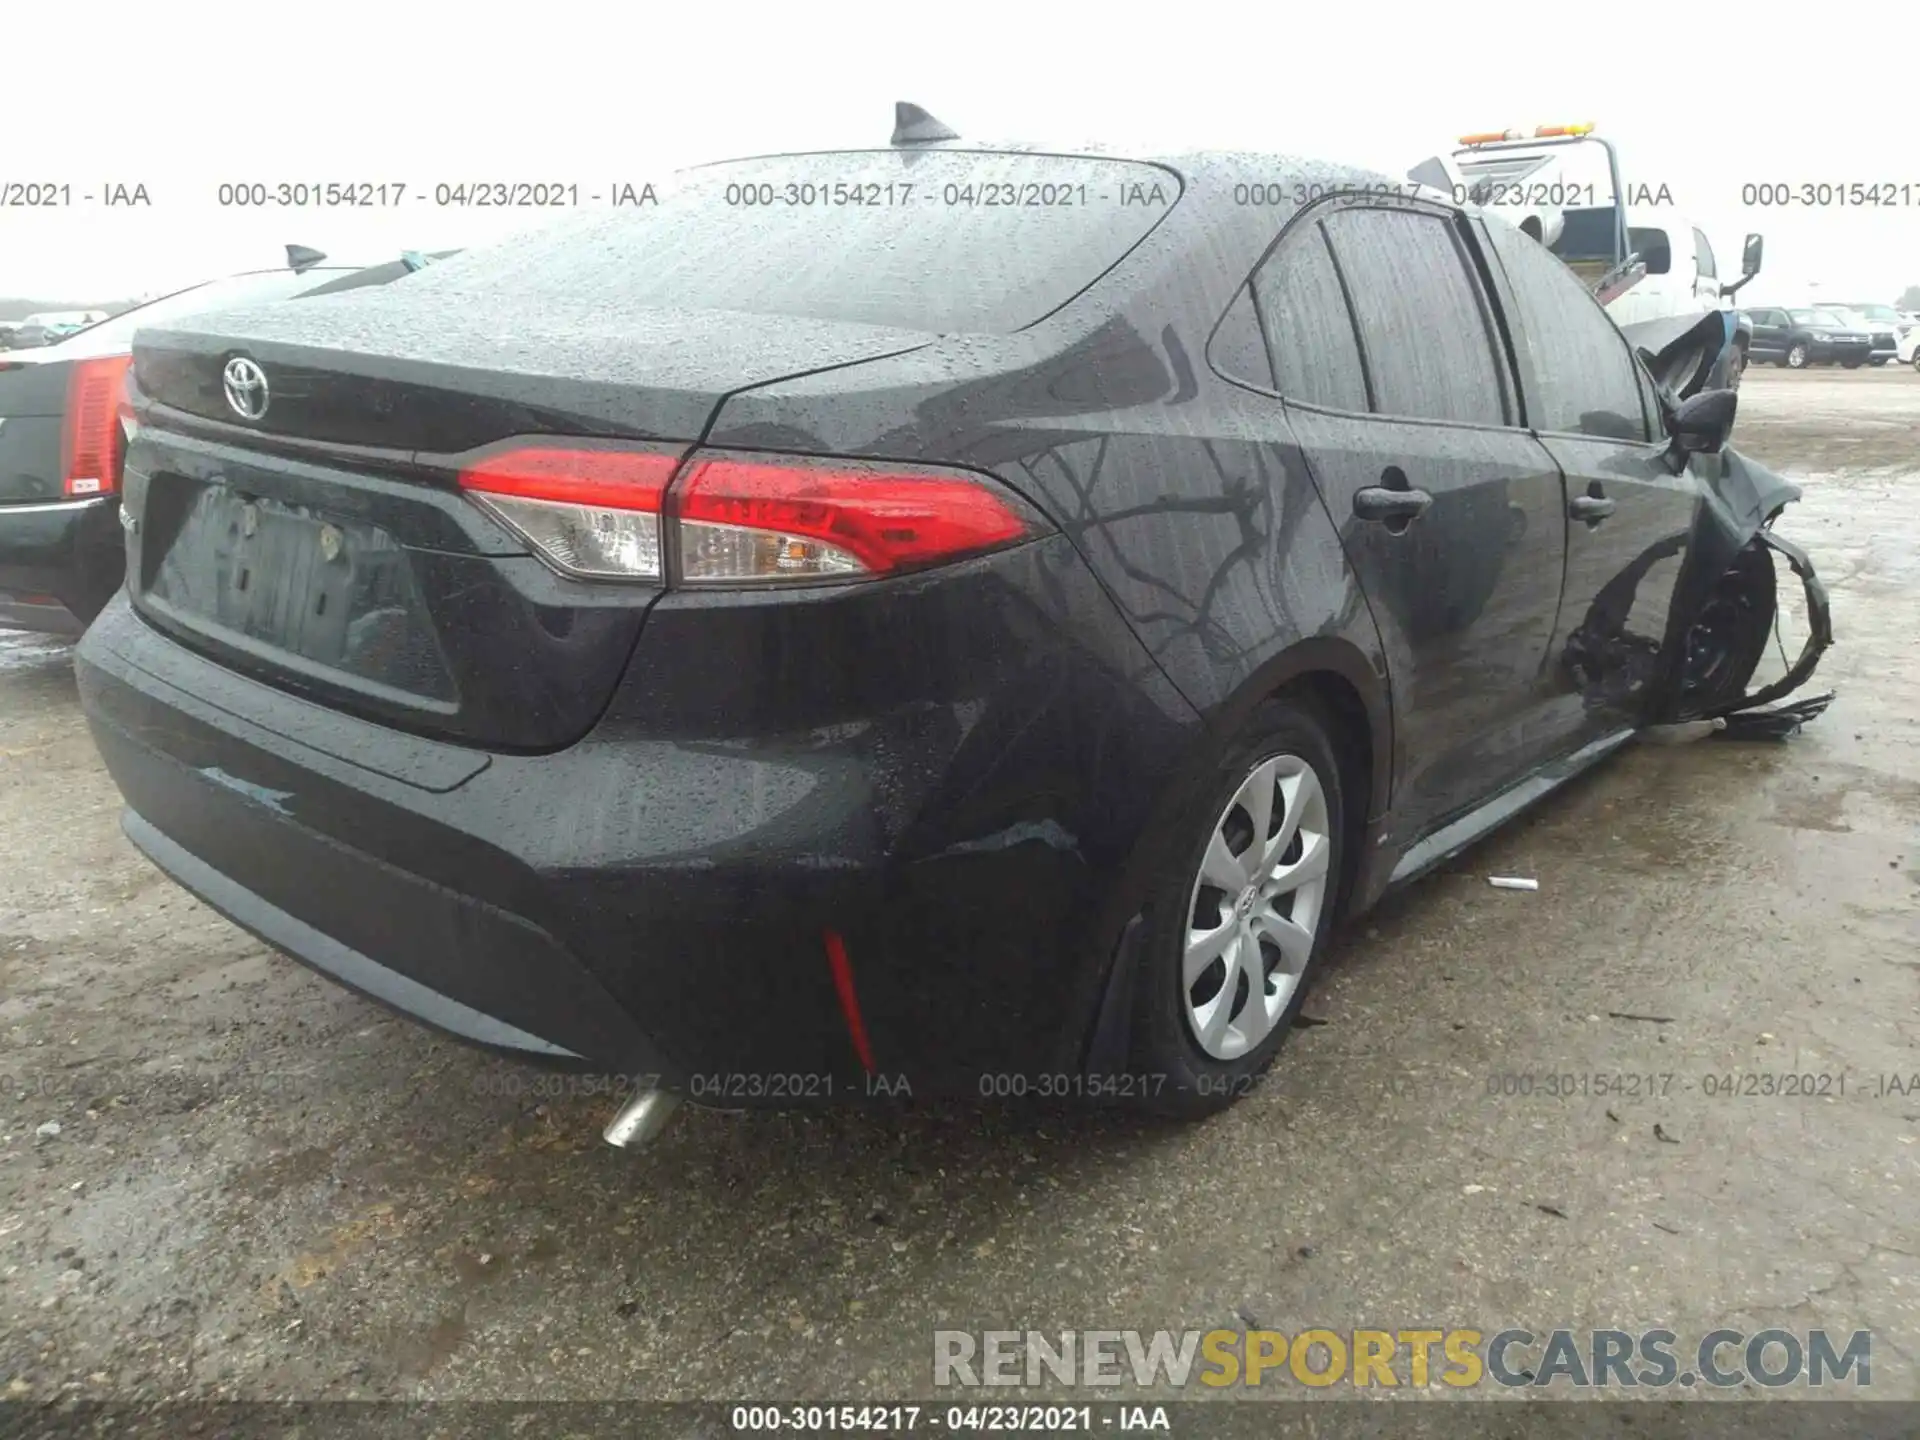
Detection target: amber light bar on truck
<box><xmin>457</xmin><ymin>440</ymin><xmax>1052</xmax><ymax>587</ymax></box>
<box><xmin>1458</xmin><ymin>123</ymin><xmax>1596</xmax><ymax>146</ymax></box>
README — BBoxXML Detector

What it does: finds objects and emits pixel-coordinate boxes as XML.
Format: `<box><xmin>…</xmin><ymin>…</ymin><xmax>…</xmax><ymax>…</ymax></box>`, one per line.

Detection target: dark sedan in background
<box><xmin>73</xmin><ymin>112</ymin><xmax>1830</xmax><ymax>1125</ymax></box>
<box><xmin>0</xmin><ymin>254</ymin><xmax>441</xmax><ymax>634</ymax></box>
<box><xmin>1743</xmin><ymin>306</ymin><xmax>1874</xmax><ymax>368</ymax></box>
<box><xmin>1</xmin><ymin>321</ymin><xmax>57</xmax><ymax>351</ymax></box>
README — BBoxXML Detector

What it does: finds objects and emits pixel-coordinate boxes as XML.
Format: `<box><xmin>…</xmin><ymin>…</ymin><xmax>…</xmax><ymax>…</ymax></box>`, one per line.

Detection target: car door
<box><xmin>1256</xmin><ymin>199</ymin><xmax>1567</xmax><ymax>841</ymax></box>
<box><xmin>1746</xmin><ymin>309</ymin><xmax>1781</xmax><ymax>360</ymax></box>
<box><xmin>1475</xmin><ymin>212</ymin><xmax>1703</xmax><ymax>746</ymax></box>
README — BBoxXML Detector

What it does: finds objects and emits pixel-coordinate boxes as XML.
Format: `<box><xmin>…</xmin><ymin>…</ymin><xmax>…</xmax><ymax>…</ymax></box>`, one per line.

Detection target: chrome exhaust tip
<box><xmin>602</xmin><ymin>1084</ymin><xmax>683</xmax><ymax>1150</ymax></box>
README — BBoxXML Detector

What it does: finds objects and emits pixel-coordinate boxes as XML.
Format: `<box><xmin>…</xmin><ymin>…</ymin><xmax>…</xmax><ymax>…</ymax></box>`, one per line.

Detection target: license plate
<box><xmin>145</xmin><ymin>484</ymin><xmax>454</xmax><ymax>700</ymax></box>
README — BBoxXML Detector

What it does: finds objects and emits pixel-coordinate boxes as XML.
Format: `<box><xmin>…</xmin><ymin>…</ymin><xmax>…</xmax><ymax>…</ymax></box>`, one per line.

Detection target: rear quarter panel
<box><xmin>707</xmin><ymin>161</ymin><xmax>1395</xmax><ymax>891</ymax></box>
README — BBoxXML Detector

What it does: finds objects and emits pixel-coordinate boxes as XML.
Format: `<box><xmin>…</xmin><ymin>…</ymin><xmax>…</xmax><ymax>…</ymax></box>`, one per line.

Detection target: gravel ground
<box><xmin>0</xmin><ymin>368</ymin><xmax>1915</xmax><ymax>1413</ymax></box>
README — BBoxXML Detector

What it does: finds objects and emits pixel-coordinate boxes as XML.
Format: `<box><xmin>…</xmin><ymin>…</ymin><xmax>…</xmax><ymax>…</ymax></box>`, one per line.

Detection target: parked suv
<box><xmin>74</xmin><ymin>124</ymin><xmax>1828</xmax><ymax>1118</ymax></box>
<box><xmin>1821</xmin><ymin>305</ymin><xmax>1901</xmax><ymax>365</ymax></box>
<box><xmin>1744</xmin><ymin>307</ymin><xmax>1873</xmax><ymax>368</ymax></box>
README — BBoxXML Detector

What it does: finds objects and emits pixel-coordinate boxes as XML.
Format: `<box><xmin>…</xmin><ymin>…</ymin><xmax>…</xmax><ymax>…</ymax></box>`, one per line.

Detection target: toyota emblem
<box><xmin>222</xmin><ymin>357</ymin><xmax>270</xmax><ymax>421</ymax></box>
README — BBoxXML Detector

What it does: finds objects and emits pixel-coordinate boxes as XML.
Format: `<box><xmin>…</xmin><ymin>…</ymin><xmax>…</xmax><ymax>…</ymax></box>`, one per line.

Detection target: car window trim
<box><xmin>1440</xmin><ymin>211</ymin><xmax>1519</xmax><ymax>427</ymax></box>
<box><xmin>1209</xmin><ymin>189</ymin><xmax>1538</xmax><ymax>435</ymax></box>
<box><xmin>1204</xmin><ymin>283</ymin><xmax>1277</xmax><ymax>393</ymax></box>
<box><xmin>1312</xmin><ymin>219</ymin><xmax>1378</xmax><ymax>414</ymax></box>
<box><xmin>1462</xmin><ymin>214</ymin><xmax>1537</xmax><ymax>432</ymax></box>
<box><xmin>1209</xmin><ymin>204</ymin><xmax>1372</xmax><ymax>416</ymax></box>
<box><xmin>1317</xmin><ymin>195</ymin><xmax>1516</xmax><ymax>430</ymax></box>
<box><xmin>1478</xmin><ymin>212</ymin><xmax>1664</xmax><ymax>446</ymax></box>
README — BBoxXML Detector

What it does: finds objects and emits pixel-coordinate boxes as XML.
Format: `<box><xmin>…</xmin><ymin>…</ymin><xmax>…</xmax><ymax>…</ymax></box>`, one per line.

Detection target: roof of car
<box><xmin>709</xmin><ymin>141</ymin><xmax>1402</xmax><ymax>194</ymax></box>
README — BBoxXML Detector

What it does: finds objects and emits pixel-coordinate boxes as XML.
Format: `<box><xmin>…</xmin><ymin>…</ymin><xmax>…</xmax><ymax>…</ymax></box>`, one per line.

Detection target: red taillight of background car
<box><xmin>459</xmin><ymin>441</ymin><xmax>1049</xmax><ymax>587</ymax></box>
<box><xmin>61</xmin><ymin>354</ymin><xmax>135</xmax><ymax>497</ymax></box>
<box><xmin>458</xmin><ymin>442</ymin><xmax>683</xmax><ymax>581</ymax></box>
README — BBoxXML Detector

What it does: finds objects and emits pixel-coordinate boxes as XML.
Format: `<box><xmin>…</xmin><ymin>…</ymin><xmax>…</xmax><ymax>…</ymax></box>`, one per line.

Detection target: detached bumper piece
<box><xmin>1718</xmin><ymin>691</ymin><xmax>1836</xmax><ymax>742</ymax></box>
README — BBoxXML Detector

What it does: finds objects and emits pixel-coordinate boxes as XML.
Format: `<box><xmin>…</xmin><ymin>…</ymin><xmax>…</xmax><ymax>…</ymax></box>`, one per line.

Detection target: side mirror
<box><xmin>1668</xmin><ymin>388</ymin><xmax>1738</xmax><ymax>461</ymax></box>
<box><xmin>1721</xmin><ymin>234</ymin><xmax>1764</xmax><ymax>297</ymax></box>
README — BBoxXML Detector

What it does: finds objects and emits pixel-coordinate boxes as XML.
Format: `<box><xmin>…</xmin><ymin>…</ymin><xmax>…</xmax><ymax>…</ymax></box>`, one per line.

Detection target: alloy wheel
<box><xmin>1787</xmin><ymin>344</ymin><xmax>1808</xmax><ymax>368</ymax></box>
<box><xmin>1182</xmin><ymin>753</ymin><xmax>1331</xmax><ymax>1060</ymax></box>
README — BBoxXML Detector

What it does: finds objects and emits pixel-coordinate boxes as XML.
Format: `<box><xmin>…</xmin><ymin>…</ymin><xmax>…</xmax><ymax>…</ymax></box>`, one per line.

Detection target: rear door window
<box><xmin>1318</xmin><ymin>207</ymin><xmax>1509</xmax><ymax>427</ymax></box>
<box><xmin>400</xmin><ymin>152</ymin><xmax>1180</xmax><ymax>335</ymax></box>
<box><xmin>1249</xmin><ymin>222</ymin><xmax>1368</xmax><ymax>412</ymax></box>
<box><xmin>1479</xmin><ymin>214</ymin><xmax>1651</xmax><ymax>441</ymax></box>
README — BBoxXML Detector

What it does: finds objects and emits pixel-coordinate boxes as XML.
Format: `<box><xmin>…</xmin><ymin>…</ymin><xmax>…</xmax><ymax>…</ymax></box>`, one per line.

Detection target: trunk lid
<box><xmin>135</xmin><ymin>304</ymin><xmax>936</xmax><ymax>452</ymax></box>
<box><xmin>125</xmin><ymin>310</ymin><xmax>936</xmax><ymax>752</ymax></box>
<box><xmin>120</xmin><ymin>146</ymin><xmax>1174</xmax><ymax>751</ymax></box>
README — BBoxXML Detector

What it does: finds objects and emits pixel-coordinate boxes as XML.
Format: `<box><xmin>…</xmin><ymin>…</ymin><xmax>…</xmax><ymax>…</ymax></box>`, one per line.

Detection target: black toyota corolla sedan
<box><xmin>74</xmin><ymin>110</ymin><xmax>1829</xmax><ymax>1120</ymax></box>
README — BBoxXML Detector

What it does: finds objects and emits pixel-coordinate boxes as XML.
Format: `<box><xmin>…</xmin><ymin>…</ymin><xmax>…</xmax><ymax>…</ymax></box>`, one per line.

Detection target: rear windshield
<box><xmin>413</xmin><ymin>151</ymin><xmax>1179</xmax><ymax>334</ymax></box>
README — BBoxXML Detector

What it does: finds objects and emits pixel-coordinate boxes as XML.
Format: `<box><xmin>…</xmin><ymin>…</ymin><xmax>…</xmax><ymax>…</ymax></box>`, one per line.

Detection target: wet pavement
<box><xmin>0</xmin><ymin>368</ymin><xmax>1915</xmax><ymax>1406</ymax></box>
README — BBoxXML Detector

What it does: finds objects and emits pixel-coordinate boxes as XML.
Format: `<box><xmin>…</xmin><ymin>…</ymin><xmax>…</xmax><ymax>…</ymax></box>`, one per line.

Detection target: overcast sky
<box><xmin>5</xmin><ymin>2</ymin><xmax>1917</xmax><ymax>305</ymax></box>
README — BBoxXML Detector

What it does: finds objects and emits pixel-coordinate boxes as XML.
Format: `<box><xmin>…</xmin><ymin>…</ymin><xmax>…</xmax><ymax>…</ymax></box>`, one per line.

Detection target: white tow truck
<box><xmin>1408</xmin><ymin>124</ymin><xmax>1764</xmax><ymax>392</ymax></box>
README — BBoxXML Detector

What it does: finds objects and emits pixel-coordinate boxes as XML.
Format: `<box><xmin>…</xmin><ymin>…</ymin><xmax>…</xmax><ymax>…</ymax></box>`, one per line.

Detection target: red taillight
<box><xmin>673</xmin><ymin>454</ymin><xmax>1039</xmax><ymax>583</ymax></box>
<box><xmin>458</xmin><ymin>442</ymin><xmax>681</xmax><ymax>581</ymax></box>
<box><xmin>458</xmin><ymin>443</ymin><xmax>678</xmax><ymax>511</ymax></box>
<box><xmin>60</xmin><ymin>354</ymin><xmax>134</xmax><ymax>498</ymax></box>
<box><xmin>457</xmin><ymin>440</ymin><xmax>1048</xmax><ymax>588</ymax></box>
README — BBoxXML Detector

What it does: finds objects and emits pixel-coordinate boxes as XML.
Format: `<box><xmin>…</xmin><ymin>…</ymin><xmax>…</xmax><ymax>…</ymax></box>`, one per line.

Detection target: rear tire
<box><xmin>1842</xmin><ymin>359</ymin><xmax>1864</xmax><ymax>370</ymax></box>
<box><xmin>1126</xmin><ymin>694</ymin><xmax>1347</xmax><ymax>1118</ymax></box>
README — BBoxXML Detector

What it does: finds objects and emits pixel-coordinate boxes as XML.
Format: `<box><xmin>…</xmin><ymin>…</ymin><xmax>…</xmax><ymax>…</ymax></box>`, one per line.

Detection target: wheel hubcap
<box><xmin>1182</xmin><ymin>753</ymin><xmax>1331</xmax><ymax>1061</ymax></box>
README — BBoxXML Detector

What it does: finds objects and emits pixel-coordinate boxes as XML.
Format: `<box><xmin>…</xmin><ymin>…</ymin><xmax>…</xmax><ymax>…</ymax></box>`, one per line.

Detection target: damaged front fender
<box><xmin>1658</xmin><ymin>445</ymin><xmax>1833</xmax><ymax>724</ymax></box>
<box><xmin>1620</xmin><ymin>308</ymin><xmax>1751</xmax><ymax>401</ymax></box>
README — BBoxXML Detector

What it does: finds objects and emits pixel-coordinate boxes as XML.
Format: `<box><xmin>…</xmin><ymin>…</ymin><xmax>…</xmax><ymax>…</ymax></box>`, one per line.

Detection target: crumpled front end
<box><xmin>1619</xmin><ymin>309</ymin><xmax>1751</xmax><ymax>401</ymax></box>
<box><xmin>1658</xmin><ymin>445</ymin><xmax>1833</xmax><ymax>732</ymax></box>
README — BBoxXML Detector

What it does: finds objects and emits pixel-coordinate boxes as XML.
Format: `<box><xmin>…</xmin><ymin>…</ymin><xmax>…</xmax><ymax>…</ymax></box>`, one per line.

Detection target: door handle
<box><xmin>1569</xmin><ymin>493</ymin><xmax>1616</xmax><ymax>523</ymax></box>
<box><xmin>1353</xmin><ymin>486</ymin><xmax>1434</xmax><ymax>524</ymax></box>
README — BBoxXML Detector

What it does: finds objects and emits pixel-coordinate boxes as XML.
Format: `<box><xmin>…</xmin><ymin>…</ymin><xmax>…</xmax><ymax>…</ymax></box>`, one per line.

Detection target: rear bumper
<box><xmin>75</xmin><ymin>540</ymin><xmax>1199</xmax><ymax>1098</ymax></box>
<box><xmin>0</xmin><ymin>497</ymin><xmax>123</xmax><ymax>635</ymax></box>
